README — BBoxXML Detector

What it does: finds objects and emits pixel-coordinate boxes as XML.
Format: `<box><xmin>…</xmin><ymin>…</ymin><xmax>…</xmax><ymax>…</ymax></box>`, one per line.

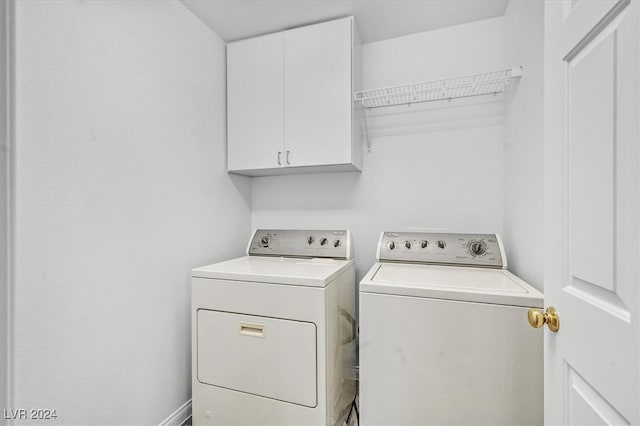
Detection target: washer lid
<box><xmin>361</xmin><ymin>263</ymin><xmax>543</xmax><ymax>307</ymax></box>
<box><xmin>192</xmin><ymin>256</ymin><xmax>353</xmax><ymax>287</ymax></box>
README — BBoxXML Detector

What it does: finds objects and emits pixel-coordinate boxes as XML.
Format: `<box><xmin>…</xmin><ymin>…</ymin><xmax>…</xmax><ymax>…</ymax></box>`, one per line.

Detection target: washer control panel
<box><xmin>377</xmin><ymin>232</ymin><xmax>505</xmax><ymax>269</ymax></box>
<box><xmin>248</xmin><ymin>229</ymin><xmax>353</xmax><ymax>260</ymax></box>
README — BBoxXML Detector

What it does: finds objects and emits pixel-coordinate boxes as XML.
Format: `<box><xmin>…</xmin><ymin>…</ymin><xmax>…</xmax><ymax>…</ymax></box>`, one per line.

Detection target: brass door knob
<box><xmin>527</xmin><ymin>307</ymin><xmax>560</xmax><ymax>332</ymax></box>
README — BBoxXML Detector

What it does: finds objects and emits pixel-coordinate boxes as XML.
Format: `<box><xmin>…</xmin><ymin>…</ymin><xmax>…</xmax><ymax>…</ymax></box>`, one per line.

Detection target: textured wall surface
<box><xmin>503</xmin><ymin>0</ymin><xmax>544</xmax><ymax>290</ymax></box>
<box><xmin>1</xmin><ymin>1</ymin><xmax>13</xmax><ymax>422</ymax></box>
<box><xmin>12</xmin><ymin>1</ymin><xmax>250</xmax><ymax>423</ymax></box>
<box><xmin>251</xmin><ymin>18</ymin><xmax>506</xmax><ymax>280</ymax></box>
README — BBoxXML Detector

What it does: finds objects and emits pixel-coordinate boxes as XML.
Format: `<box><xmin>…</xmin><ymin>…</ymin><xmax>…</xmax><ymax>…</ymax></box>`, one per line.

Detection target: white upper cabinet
<box><xmin>227</xmin><ymin>32</ymin><xmax>284</xmax><ymax>172</ymax></box>
<box><xmin>284</xmin><ymin>18</ymin><xmax>353</xmax><ymax>168</ymax></box>
<box><xmin>227</xmin><ymin>17</ymin><xmax>362</xmax><ymax>176</ymax></box>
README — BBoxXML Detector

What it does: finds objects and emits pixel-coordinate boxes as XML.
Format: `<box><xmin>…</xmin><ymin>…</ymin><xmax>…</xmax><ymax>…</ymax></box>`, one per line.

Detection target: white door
<box><xmin>284</xmin><ymin>17</ymin><xmax>353</xmax><ymax>168</ymax></box>
<box><xmin>227</xmin><ymin>32</ymin><xmax>284</xmax><ymax>172</ymax></box>
<box><xmin>544</xmin><ymin>0</ymin><xmax>639</xmax><ymax>424</ymax></box>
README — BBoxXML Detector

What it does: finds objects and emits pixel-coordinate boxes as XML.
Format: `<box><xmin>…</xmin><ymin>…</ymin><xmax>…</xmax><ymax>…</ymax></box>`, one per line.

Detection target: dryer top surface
<box><xmin>193</xmin><ymin>255</ymin><xmax>354</xmax><ymax>287</ymax></box>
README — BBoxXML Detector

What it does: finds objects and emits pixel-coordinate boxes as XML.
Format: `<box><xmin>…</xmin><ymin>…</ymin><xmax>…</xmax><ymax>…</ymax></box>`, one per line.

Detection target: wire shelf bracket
<box><xmin>354</xmin><ymin>67</ymin><xmax>523</xmax><ymax>152</ymax></box>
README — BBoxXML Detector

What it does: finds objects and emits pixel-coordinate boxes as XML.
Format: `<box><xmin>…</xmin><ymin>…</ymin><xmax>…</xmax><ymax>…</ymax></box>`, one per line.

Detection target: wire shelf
<box><xmin>354</xmin><ymin>67</ymin><xmax>522</xmax><ymax>109</ymax></box>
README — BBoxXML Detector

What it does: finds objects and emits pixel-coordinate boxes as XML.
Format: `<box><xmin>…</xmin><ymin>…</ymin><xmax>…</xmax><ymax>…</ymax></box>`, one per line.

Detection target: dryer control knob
<box><xmin>320</xmin><ymin>238</ymin><xmax>328</xmax><ymax>246</ymax></box>
<box><xmin>260</xmin><ymin>236</ymin><xmax>270</xmax><ymax>246</ymax></box>
<box><xmin>307</xmin><ymin>236</ymin><xmax>314</xmax><ymax>245</ymax></box>
<box><xmin>405</xmin><ymin>241</ymin><xmax>412</xmax><ymax>249</ymax></box>
<box><xmin>333</xmin><ymin>239</ymin><xmax>341</xmax><ymax>248</ymax></box>
<box><xmin>388</xmin><ymin>241</ymin><xmax>396</xmax><ymax>250</ymax></box>
<box><xmin>469</xmin><ymin>240</ymin><xmax>487</xmax><ymax>256</ymax></box>
<box><xmin>420</xmin><ymin>240</ymin><xmax>428</xmax><ymax>249</ymax></box>
<box><xmin>436</xmin><ymin>240</ymin><xmax>447</xmax><ymax>249</ymax></box>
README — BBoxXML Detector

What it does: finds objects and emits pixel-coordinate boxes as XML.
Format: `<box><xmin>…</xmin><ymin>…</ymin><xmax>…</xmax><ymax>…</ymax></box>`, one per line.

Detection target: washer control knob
<box><xmin>469</xmin><ymin>240</ymin><xmax>487</xmax><ymax>256</ymax></box>
<box><xmin>420</xmin><ymin>240</ymin><xmax>428</xmax><ymax>249</ymax></box>
<box><xmin>320</xmin><ymin>238</ymin><xmax>328</xmax><ymax>246</ymax></box>
<box><xmin>436</xmin><ymin>240</ymin><xmax>446</xmax><ymax>249</ymax></box>
<box><xmin>333</xmin><ymin>239</ymin><xmax>341</xmax><ymax>248</ymax></box>
<box><xmin>307</xmin><ymin>236</ymin><xmax>314</xmax><ymax>245</ymax></box>
<box><xmin>405</xmin><ymin>241</ymin><xmax>412</xmax><ymax>249</ymax></box>
<box><xmin>260</xmin><ymin>236</ymin><xmax>270</xmax><ymax>246</ymax></box>
<box><xmin>388</xmin><ymin>241</ymin><xmax>396</xmax><ymax>250</ymax></box>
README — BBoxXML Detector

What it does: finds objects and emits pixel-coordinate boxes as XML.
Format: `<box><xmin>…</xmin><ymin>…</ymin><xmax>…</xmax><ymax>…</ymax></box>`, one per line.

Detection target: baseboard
<box><xmin>159</xmin><ymin>399</ymin><xmax>191</xmax><ymax>426</ymax></box>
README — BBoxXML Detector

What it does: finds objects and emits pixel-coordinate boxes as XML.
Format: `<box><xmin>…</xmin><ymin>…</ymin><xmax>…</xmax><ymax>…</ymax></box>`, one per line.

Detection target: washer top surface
<box><xmin>193</xmin><ymin>255</ymin><xmax>354</xmax><ymax>287</ymax></box>
<box><xmin>361</xmin><ymin>231</ymin><xmax>543</xmax><ymax>307</ymax></box>
<box><xmin>361</xmin><ymin>262</ymin><xmax>543</xmax><ymax>308</ymax></box>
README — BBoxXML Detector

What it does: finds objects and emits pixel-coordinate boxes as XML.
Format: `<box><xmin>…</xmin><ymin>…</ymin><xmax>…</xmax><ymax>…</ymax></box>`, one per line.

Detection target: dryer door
<box><xmin>197</xmin><ymin>309</ymin><xmax>317</xmax><ymax>407</ymax></box>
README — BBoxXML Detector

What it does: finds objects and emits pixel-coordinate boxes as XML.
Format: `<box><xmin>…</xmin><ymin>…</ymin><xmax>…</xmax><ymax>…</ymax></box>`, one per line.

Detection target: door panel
<box><xmin>284</xmin><ymin>18</ymin><xmax>352</xmax><ymax>167</ymax></box>
<box><xmin>560</xmin><ymin>0</ymin><xmax>623</xmax><ymax>54</ymax></box>
<box><xmin>567</xmin><ymin>26</ymin><xmax>615</xmax><ymax>291</ymax></box>
<box><xmin>564</xmin><ymin>363</ymin><xmax>630</xmax><ymax>426</ymax></box>
<box><xmin>227</xmin><ymin>32</ymin><xmax>284</xmax><ymax>171</ymax></box>
<box><xmin>545</xmin><ymin>0</ymin><xmax>639</xmax><ymax>424</ymax></box>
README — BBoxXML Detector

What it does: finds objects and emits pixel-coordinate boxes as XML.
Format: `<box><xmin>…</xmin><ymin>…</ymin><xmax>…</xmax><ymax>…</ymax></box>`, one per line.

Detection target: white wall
<box><xmin>251</xmin><ymin>18</ymin><xmax>506</xmax><ymax>279</ymax></box>
<box><xmin>1</xmin><ymin>1</ymin><xmax>13</xmax><ymax>423</ymax></box>
<box><xmin>12</xmin><ymin>1</ymin><xmax>250</xmax><ymax>424</ymax></box>
<box><xmin>503</xmin><ymin>0</ymin><xmax>544</xmax><ymax>290</ymax></box>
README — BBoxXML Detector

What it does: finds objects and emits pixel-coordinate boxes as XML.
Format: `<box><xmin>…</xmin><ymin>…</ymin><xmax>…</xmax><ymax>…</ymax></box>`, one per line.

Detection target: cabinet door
<box><xmin>227</xmin><ymin>32</ymin><xmax>284</xmax><ymax>171</ymax></box>
<box><xmin>284</xmin><ymin>18</ymin><xmax>353</xmax><ymax>168</ymax></box>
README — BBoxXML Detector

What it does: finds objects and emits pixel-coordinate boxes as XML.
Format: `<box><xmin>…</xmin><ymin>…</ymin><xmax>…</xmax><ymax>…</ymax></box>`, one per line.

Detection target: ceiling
<box><xmin>181</xmin><ymin>0</ymin><xmax>509</xmax><ymax>44</ymax></box>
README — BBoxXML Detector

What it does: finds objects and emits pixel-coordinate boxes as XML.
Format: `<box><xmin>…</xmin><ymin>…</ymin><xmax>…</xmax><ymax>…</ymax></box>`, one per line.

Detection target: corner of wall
<box><xmin>502</xmin><ymin>0</ymin><xmax>545</xmax><ymax>291</ymax></box>
<box><xmin>178</xmin><ymin>0</ymin><xmax>227</xmax><ymax>44</ymax></box>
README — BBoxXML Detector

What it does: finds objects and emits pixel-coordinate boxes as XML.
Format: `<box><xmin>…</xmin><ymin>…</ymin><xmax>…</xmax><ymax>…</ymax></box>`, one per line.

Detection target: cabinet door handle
<box><xmin>286</xmin><ymin>150</ymin><xmax>290</xmax><ymax>165</ymax></box>
<box><xmin>277</xmin><ymin>151</ymin><xmax>282</xmax><ymax>165</ymax></box>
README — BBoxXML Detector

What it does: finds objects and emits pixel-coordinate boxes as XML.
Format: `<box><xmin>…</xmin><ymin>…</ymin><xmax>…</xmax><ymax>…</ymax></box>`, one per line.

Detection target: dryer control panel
<box><xmin>377</xmin><ymin>232</ymin><xmax>506</xmax><ymax>269</ymax></box>
<box><xmin>248</xmin><ymin>229</ymin><xmax>353</xmax><ymax>260</ymax></box>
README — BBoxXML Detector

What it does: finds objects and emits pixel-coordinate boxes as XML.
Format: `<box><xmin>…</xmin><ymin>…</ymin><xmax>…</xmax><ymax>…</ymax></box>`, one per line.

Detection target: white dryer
<box><xmin>192</xmin><ymin>229</ymin><xmax>356</xmax><ymax>426</ymax></box>
<box><xmin>359</xmin><ymin>232</ymin><xmax>543</xmax><ymax>426</ymax></box>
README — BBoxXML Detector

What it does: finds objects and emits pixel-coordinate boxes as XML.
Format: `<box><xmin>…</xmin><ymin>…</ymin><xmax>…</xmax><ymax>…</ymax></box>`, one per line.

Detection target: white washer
<box><xmin>192</xmin><ymin>229</ymin><xmax>356</xmax><ymax>426</ymax></box>
<box><xmin>359</xmin><ymin>232</ymin><xmax>544</xmax><ymax>426</ymax></box>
